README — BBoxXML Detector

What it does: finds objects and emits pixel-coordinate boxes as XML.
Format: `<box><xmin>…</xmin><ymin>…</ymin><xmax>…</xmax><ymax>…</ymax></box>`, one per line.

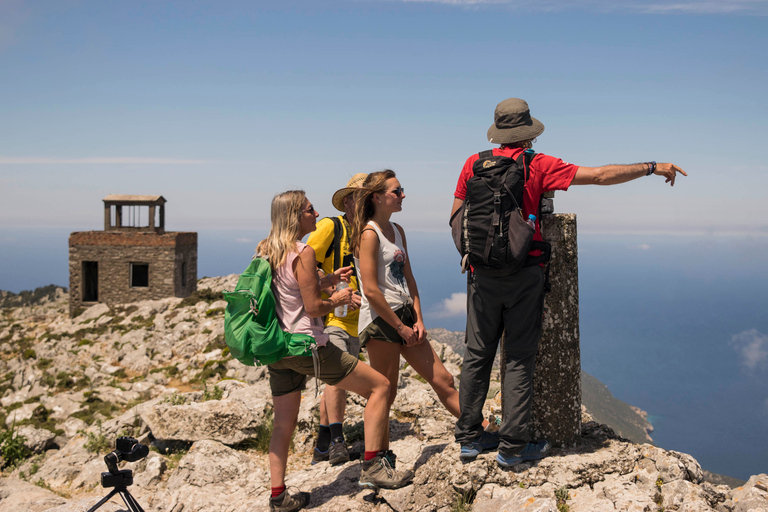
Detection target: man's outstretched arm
<box><xmin>572</xmin><ymin>162</ymin><xmax>687</xmax><ymax>187</ymax></box>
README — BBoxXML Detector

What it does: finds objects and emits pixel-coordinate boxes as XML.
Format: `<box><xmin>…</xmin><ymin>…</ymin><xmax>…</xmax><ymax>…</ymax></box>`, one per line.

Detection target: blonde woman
<box><xmin>351</xmin><ymin>171</ymin><xmax>463</xmax><ymax>456</ymax></box>
<box><xmin>256</xmin><ymin>190</ymin><xmax>412</xmax><ymax>512</ymax></box>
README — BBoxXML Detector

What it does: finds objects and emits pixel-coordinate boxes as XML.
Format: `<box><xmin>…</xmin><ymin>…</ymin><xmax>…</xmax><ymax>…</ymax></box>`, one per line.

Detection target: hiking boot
<box><xmin>460</xmin><ymin>430</ymin><xmax>500</xmax><ymax>460</ymax></box>
<box><xmin>383</xmin><ymin>449</ymin><xmax>397</xmax><ymax>469</ymax></box>
<box><xmin>269</xmin><ymin>489</ymin><xmax>310</xmax><ymax>511</ymax></box>
<box><xmin>359</xmin><ymin>452</ymin><xmax>413</xmax><ymax>490</ymax></box>
<box><xmin>328</xmin><ymin>437</ymin><xmax>350</xmax><ymax>465</ymax></box>
<box><xmin>496</xmin><ymin>440</ymin><xmax>551</xmax><ymax>469</ymax></box>
<box><xmin>311</xmin><ymin>446</ymin><xmax>329</xmax><ymax>465</ymax></box>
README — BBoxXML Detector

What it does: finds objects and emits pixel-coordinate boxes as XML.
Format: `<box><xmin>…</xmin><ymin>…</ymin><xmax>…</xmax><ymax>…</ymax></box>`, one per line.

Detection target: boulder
<box><xmin>139</xmin><ymin>391</ymin><xmax>272</xmax><ymax>445</ymax></box>
<box><xmin>0</xmin><ymin>478</ymin><xmax>67</xmax><ymax>512</ymax></box>
<box><xmin>17</xmin><ymin>425</ymin><xmax>56</xmax><ymax>453</ymax></box>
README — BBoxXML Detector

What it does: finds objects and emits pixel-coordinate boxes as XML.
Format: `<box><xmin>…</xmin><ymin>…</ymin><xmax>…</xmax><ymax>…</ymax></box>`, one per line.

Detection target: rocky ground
<box><xmin>0</xmin><ymin>279</ymin><xmax>766</xmax><ymax>511</ymax></box>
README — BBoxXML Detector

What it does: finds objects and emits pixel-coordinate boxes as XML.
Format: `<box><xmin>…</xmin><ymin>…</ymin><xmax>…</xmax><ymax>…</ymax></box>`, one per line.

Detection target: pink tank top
<box><xmin>272</xmin><ymin>242</ymin><xmax>329</xmax><ymax>347</ymax></box>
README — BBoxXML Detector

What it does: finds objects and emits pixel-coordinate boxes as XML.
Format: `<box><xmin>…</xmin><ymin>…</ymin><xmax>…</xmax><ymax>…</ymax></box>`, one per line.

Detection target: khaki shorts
<box><xmin>359</xmin><ymin>304</ymin><xmax>415</xmax><ymax>348</ymax></box>
<box><xmin>326</xmin><ymin>325</ymin><xmax>361</xmax><ymax>358</ymax></box>
<box><xmin>268</xmin><ymin>343</ymin><xmax>359</xmax><ymax>397</ymax></box>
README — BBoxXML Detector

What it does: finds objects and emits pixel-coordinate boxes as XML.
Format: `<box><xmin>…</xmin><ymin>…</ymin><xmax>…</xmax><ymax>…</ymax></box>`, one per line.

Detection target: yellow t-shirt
<box><xmin>306</xmin><ymin>216</ymin><xmax>359</xmax><ymax>336</ymax></box>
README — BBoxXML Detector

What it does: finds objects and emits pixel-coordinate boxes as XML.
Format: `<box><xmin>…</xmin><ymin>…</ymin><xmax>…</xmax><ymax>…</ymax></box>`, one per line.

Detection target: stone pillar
<box><xmin>531</xmin><ymin>213</ymin><xmax>581</xmax><ymax>446</ymax></box>
<box><xmin>149</xmin><ymin>205</ymin><xmax>156</xmax><ymax>230</ymax></box>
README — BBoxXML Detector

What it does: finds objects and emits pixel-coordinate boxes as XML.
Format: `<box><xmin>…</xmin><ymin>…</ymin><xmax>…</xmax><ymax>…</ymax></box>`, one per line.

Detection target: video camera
<box><xmin>101</xmin><ymin>436</ymin><xmax>149</xmax><ymax>487</ymax></box>
<box><xmin>88</xmin><ymin>436</ymin><xmax>149</xmax><ymax>512</ymax></box>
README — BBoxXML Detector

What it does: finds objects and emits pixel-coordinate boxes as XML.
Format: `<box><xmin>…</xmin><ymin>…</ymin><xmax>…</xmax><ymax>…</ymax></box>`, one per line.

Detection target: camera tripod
<box><xmin>87</xmin><ymin>436</ymin><xmax>149</xmax><ymax>512</ymax></box>
<box><xmin>87</xmin><ymin>468</ymin><xmax>145</xmax><ymax>512</ymax></box>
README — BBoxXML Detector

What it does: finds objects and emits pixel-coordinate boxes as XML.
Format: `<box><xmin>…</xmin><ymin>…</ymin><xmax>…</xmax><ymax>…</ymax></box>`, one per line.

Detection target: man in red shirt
<box><xmin>451</xmin><ymin>98</ymin><xmax>686</xmax><ymax>468</ymax></box>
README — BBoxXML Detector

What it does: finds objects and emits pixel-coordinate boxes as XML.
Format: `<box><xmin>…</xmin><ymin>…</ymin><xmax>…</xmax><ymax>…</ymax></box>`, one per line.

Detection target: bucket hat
<box><xmin>487</xmin><ymin>98</ymin><xmax>545</xmax><ymax>144</ymax></box>
<box><xmin>331</xmin><ymin>173</ymin><xmax>368</xmax><ymax>212</ymax></box>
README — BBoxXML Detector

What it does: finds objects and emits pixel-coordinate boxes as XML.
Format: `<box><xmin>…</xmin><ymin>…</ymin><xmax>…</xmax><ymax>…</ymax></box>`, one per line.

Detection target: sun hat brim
<box><xmin>332</xmin><ymin>187</ymin><xmax>358</xmax><ymax>212</ymax></box>
<box><xmin>331</xmin><ymin>173</ymin><xmax>368</xmax><ymax>211</ymax></box>
<box><xmin>487</xmin><ymin>116</ymin><xmax>545</xmax><ymax>145</ymax></box>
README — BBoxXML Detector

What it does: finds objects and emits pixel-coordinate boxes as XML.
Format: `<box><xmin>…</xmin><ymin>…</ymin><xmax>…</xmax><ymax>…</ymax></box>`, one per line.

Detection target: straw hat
<box><xmin>487</xmin><ymin>98</ymin><xmax>545</xmax><ymax>144</ymax></box>
<box><xmin>331</xmin><ymin>173</ymin><xmax>368</xmax><ymax>212</ymax></box>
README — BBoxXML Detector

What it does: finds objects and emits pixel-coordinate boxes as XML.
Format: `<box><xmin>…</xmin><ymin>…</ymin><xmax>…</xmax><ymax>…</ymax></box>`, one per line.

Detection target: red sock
<box><xmin>271</xmin><ymin>485</ymin><xmax>286</xmax><ymax>498</ymax></box>
<box><xmin>364</xmin><ymin>450</ymin><xmax>379</xmax><ymax>461</ymax></box>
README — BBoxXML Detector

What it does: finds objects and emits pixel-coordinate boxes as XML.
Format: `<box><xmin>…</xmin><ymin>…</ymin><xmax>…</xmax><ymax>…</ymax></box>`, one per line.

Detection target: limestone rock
<box><xmin>139</xmin><ymin>390</ymin><xmax>271</xmax><ymax>445</ymax></box>
<box><xmin>0</xmin><ymin>478</ymin><xmax>66</xmax><ymax>512</ymax></box>
<box><xmin>0</xmin><ymin>281</ymin><xmax>765</xmax><ymax>512</ymax></box>
<box><xmin>5</xmin><ymin>402</ymin><xmax>38</xmax><ymax>426</ymax></box>
<box><xmin>728</xmin><ymin>474</ymin><xmax>768</xmax><ymax>512</ymax></box>
<box><xmin>17</xmin><ymin>425</ymin><xmax>56</xmax><ymax>453</ymax></box>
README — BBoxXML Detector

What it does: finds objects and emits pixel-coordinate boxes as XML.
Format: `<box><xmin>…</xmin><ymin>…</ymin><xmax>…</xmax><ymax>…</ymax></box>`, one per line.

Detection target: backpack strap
<box><xmin>523</xmin><ymin>149</ymin><xmax>536</xmax><ymax>183</ymax></box>
<box><xmin>520</xmin><ymin>149</ymin><xmax>552</xmax><ymax>268</ymax></box>
<box><xmin>478</xmin><ymin>149</ymin><xmax>494</xmax><ymax>160</ymax></box>
<box><xmin>477</xmin><ymin>150</ymin><xmax>500</xmax><ymax>265</ymax></box>
<box><xmin>322</xmin><ymin>216</ymin><xmax>344</xmax><ymax>271</ymax></box>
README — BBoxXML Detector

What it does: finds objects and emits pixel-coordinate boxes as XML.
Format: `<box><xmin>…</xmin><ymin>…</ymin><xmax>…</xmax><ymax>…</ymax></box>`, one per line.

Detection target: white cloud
<box><xmin>434</xmin><ymin>292</ymin><xmax>467</xmax><ymax>318</ymax></box>
<box><xmin>635</xmin><ymin>244</ymin><xmax>652</xmax><ymax>250</ymax></box>
<box><xmin>729</xmin><ymin>329</ymin><xmax>768</xmax><ymax>372</ymax></box>
<box><xmin>0</xmin><ymin>157</ymin><xmax>214</xmax><ymax>165</ymax></box>
<box><xmin>234</xmin><ymin>238</ymin><xmax>252</xmax><ymax>243</ymax></box>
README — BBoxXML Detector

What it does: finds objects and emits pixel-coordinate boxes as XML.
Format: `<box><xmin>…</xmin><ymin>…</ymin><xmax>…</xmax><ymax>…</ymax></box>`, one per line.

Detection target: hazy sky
<box><xmin>1</xmin><ymin>0</ymin><xmax>767</xmax><ymax>236</ymax></box>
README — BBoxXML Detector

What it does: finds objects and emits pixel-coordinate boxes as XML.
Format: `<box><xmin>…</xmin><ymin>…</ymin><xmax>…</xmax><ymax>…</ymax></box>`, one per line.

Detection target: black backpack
<box><xmin>450</xmin><ymin>149</ymin><xmax>550</xmax><ymax>274</ymax></box>
<box><xmin>321</xmin><ymin>215</ymin><xmax>357</xmax><ymax>278</ymax></box>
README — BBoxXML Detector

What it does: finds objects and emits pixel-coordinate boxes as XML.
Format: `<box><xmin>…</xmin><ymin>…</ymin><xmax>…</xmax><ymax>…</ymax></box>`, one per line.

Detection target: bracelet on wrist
<box><xmin>646</xmin><ymin>161</ymin><xmax>656</xmax><ymax>176</ymax></box>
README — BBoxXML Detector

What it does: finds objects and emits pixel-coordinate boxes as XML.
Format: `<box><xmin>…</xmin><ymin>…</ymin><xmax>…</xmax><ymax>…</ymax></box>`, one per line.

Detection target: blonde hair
<box><xmin>255</xmin><ymin>190</ymin><xmax>306</xmax><ymax>271</ymax></box>
<box><xmin>349</xmin><ymin>170</ymin><xmax>396</xmax><ymax>255</ymax></box>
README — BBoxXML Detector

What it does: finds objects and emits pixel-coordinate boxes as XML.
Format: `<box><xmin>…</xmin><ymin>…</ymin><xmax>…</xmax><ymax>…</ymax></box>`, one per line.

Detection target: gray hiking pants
<box><xmin>455</xmin><ymin>265</ymin><xmax>545</xmax><ymax>455</ymax></box>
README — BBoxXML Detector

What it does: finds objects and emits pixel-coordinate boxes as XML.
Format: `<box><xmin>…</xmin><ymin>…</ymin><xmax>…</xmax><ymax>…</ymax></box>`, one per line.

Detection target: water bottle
<box><xmin>334</xmin><ymin>281</ymin><xmax>348</xmax><ymax>317</ymax></box>
<box><xmin>526</xmin><ymin>214</ymin><xmax>536</xmax><ymax>230</ymax></box>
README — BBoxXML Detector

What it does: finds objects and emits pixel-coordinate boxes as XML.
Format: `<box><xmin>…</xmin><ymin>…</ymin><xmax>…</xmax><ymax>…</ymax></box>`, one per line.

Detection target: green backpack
<box><xmin>223</xmin><ymin>258</ymin><xmax>316</xmax><ymax>366</ymax></box>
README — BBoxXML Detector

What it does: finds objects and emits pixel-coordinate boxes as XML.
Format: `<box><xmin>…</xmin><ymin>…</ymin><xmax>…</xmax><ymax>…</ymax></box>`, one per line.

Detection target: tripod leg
<box><xmin>119</xmin><ymin>489</ymin><xmax>146</xmax><ymax>512</ymax></box>
<box><xmin>87</xmin><ymin>489</ymin><xmax>120</xmax><ymax>512</ymax></box>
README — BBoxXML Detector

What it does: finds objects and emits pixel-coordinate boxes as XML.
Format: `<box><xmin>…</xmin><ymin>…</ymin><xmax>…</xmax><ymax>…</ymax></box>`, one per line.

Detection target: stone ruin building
<box><xmin>68</xmin><ymin>195</ymin><xmax>197</xmax><ymax>317</ymax></box>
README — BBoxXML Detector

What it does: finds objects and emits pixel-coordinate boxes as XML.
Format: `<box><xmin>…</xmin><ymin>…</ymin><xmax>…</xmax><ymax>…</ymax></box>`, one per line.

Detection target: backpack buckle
<box><xmin>249</xmin><ymin>297</ymin><xmax>259</xmax><ymax>316</ymax></box>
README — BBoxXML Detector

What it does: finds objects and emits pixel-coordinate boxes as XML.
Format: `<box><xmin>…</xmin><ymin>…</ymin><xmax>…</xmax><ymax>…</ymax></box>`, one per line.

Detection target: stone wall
<box><xmin>174</xmin><ymin>240</ymin><xmax>198</xmax><ymax>297</ymax></box>
<box><xmin>68</xmin><ymin>231</ymin><xmax>197</xmax><ymax>316</ymax></box>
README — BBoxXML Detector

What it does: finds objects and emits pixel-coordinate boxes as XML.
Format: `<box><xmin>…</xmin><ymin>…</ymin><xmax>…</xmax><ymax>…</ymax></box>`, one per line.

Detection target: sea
<box><xmin>1</xmin><ymin>226</ymin><xmax>767</xmax><ymax>481</ymax></box>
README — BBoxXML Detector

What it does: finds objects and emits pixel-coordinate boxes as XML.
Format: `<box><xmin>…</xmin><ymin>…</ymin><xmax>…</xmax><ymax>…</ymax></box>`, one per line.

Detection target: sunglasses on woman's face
<box><xmin>302</xmin><ymin>204</ymin><xmax>315</xmax><ymax>215</ymax></box>
<box><xmin>389</xmin><ymin>187</ymin><xmax>405</xmax><ymax>197</ymax></box>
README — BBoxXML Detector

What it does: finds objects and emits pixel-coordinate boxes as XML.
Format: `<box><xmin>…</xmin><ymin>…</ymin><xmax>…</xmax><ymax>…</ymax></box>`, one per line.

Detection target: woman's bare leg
<box><xmin>402</xmin><ymin>341</ymin><xmax>461</xmax><ymax>418</ymax></box>
<box><xmin>269</xmin><ymin>390</ymin><xmax>302</xmax><ymax>488</ymax></box>
<box><xmin>334</xmin><ymin>361</ymin><xmax>391</xmax><ymax>453</ymax></box>
<box><xmin>364</xmin><ymin>339</ymin><xmax>404</xmax><ymax>448</ymax></box>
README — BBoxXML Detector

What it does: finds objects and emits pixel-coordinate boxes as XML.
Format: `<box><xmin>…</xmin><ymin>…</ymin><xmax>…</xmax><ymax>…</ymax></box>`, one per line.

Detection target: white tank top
<box><xmin>355</xmin><ymin>221</ymin><xmax>411</xmax><ymax>335</ymax></box>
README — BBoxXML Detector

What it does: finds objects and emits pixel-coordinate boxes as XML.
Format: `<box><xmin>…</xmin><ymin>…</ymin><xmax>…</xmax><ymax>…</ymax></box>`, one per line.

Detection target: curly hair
<box><xmin>500</xmin><ymin>138</ymin><xmax>536</xmax><ymax>149</ymax></box>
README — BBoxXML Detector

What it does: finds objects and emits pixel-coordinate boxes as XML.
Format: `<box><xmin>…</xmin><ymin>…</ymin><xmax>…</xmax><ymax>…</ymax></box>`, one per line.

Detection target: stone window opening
<box><xmin>82</xmin><ymin>261</ymin><xmax>98</xmax><ymax>301</ymax></box>
<box><xmin>130</xmin><ymin>263</ymin><xmax>149</xmax><ymax>288</ymax></box>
